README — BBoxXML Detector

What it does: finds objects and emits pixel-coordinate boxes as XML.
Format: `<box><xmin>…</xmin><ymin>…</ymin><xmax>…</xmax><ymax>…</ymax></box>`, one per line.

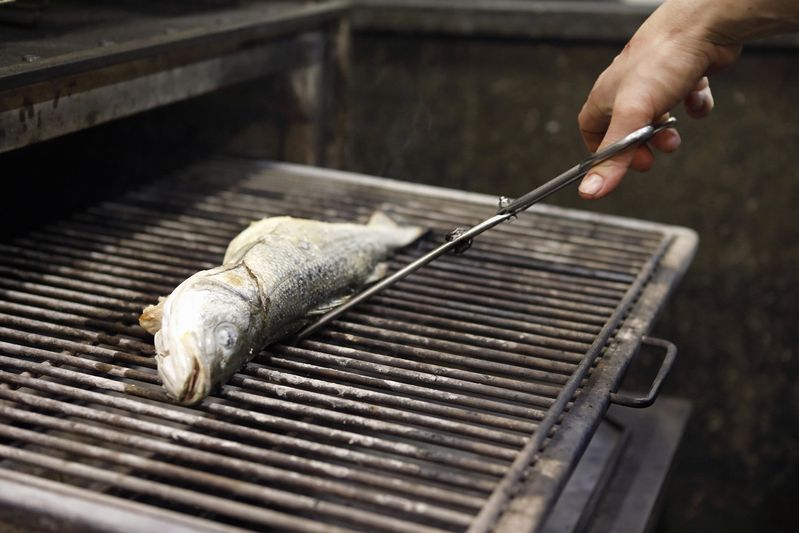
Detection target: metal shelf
<box><xmin>0</xmin><ymin>1</ymin><xmax>349</xmax><ymax>154</ymax></box>
<box><xmin>351</xmin><ymin>0</ymin><xmax>799</xmax><ymax>48</ymax></box>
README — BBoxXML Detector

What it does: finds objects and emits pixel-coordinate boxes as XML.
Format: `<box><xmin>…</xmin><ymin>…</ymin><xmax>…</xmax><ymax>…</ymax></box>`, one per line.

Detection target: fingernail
<box><xmin>579</xmin><ymin>174</ymin><xmax>604</xmax><ymax>196</ymax></box>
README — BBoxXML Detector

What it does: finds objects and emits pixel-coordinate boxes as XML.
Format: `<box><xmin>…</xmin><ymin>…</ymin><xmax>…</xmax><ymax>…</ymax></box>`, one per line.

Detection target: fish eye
<box><xmin>215</xmin><ymin>323</ymin><xmax>238</xmax><ymax>351</ymax></box>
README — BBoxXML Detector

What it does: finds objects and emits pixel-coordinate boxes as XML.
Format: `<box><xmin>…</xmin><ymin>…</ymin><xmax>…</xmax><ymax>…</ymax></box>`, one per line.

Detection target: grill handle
<box><xmin>609</xmin><ymin>336</ymin><xmax>677</xmax><ymax>408</ymax></box>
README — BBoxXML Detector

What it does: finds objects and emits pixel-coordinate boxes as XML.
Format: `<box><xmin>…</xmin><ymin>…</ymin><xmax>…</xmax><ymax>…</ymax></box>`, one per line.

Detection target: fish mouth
<box><xmin>157</xmin><ymin>352</ymin><xmax>208</xmax><ymax>405</ymax></box>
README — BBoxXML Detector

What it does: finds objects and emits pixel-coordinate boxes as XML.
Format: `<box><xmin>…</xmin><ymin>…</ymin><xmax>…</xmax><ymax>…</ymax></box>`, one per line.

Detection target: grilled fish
<box><xmin>139</xmin><ymin>213</ymin><xmax>423</xmax><ymax>405</ymax></box>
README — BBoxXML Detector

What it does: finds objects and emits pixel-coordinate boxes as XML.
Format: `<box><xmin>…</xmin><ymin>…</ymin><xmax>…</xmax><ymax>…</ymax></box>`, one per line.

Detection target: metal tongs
<box><xmin>296</xmin><ymin>117</ymin><xmax>678</xmax><ymax>341</ymax></box>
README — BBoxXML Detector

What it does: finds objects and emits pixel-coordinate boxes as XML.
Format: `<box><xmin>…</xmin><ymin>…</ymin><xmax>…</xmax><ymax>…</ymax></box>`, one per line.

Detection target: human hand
<box><xmin>577</xmin><ymin>0</ymin><xmax>743</xmax><ymax>199</ymax></box>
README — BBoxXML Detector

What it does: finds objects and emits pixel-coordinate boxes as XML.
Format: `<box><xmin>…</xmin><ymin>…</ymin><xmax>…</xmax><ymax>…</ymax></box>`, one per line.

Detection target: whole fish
<box><xmin>140</xmin><ymin>213</ymin><xmax>424</xmax><ymax>405</ymax></box>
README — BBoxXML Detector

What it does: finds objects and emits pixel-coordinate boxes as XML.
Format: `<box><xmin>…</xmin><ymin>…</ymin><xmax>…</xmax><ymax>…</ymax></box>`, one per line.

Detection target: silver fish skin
<box><xmin>140</xmin><ymin>212</ymin><xmax>423</xmax><ymax>405</ymax></box>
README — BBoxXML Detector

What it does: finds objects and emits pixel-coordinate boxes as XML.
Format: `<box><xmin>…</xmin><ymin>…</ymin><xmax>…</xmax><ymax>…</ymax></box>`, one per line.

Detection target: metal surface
<box><xmin>609</xmin><ymin>336</ymin><xmax>677</xmax><ymax>409</ymax></box>
<box><xmin>0</xmin><ymin>157</ymin><xmax>696</xmax><ymax>532</ymax></box>
<box><xmin>298</xmin><ymin>119</ymin><xmax>677</xmax><ymax>341</ymax></box>
<box><xmin>585</xmin><ymin>398</ymin><xmax>692</xmax><ymax>533</ymax></box>
<box><xmin>541</xmin><ymin>418</ymin><xmax>628</xmax><ymax>533</ymax></box>
<box><xmin>0</xmin><ymin>2</ymin><xmax>347</xmax><ymax>85</ymax></box>
<box><xmin>0</xmin><ymin>0</ymin><xmax>47</xmax><ymax>28</ymax></box>
<box><xmin>0</xmin><ymin>35</ymin><xmax>322</xmax><ymax>154</ymax></box>
<box><xmin>493</xmin><ymin>218</ymin><xmax>697</xmax><ymax>532</ymax></box>
<box><xmin>0</xmin><ymin>468</ymin><xmax>246</xmax><ymax>533</ymax></box>
<box><xmin>351</xmin><ymin>0</ymin><xmax>653</xmax><ymax>41</ymax></box>
<box><xmin>467</xmin><ymin>236</ymin><xmax>671</xmax><ymax>533</ymax></box>
<box><xmin>0</xmin><ymin>1</ymin><xmax>349</xmax><ymax>154</ymax></box>
<box><xmin>541</xmin><ymin>397</ymin><xmax>692</xmax><ymax>533</ymax></box>
<box><xmin>351</xmin><ymin>0</ymin><xmax>799</xmax><ymax>48</ymax></box>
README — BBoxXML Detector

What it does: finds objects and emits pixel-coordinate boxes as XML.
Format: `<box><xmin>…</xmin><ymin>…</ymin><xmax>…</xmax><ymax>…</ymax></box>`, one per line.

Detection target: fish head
<box><xmin>155</xmin><ymin>269</ymin><xmax>260</xmax><ymax>404</ymax></box>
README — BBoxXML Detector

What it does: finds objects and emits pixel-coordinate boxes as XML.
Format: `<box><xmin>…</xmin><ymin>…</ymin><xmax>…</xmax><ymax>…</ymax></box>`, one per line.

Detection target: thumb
<box><xmin>578</xmin><ymin>103</ymin><xmax>654</xmax><ymax>199</ymax></box>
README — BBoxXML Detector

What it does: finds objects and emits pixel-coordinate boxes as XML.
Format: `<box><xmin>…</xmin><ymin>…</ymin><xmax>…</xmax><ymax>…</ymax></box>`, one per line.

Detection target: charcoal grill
<box><xmin>0</xmin><ymin>156</ymin><xmax>696</xmax><ymax>532</ymax></box>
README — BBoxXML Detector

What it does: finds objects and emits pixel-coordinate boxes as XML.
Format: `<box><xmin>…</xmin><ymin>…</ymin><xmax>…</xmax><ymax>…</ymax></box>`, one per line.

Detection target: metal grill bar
<box><xmin>26</xmin><ymin>208</ymin><xmax>632</xmax><ymax>296</ymax></box>
<box><xmin>343</xmin><ymin>310</ymin><xmax>588</xmax><ymax>361</ymax></box>
<box><xmin>32</xmin><ymin>225</ymin><xmax>218</xmax><ymax>266</ymax></box>
<box><xmin>272</xmin><ymin>343</ymin><xmax>556</xmax><ymax>410</ymax></box>
<box><xmin>403</xmin><ymin>221</ymin><xmax>647</xmax><ymax>275</ymax></box>
<box><xmin>0</xmin><ymin>275</ymin><xmax>145</xmax><ymax>307</ymax></box>
<box><xmin>0</xmin><ymin>350</ymin><xmax>510</xmax><ymax>476</ymax></box>
<box><xmin>0</xmin><ymin>159</ymin><xmax>692</xmax><ymax>532</ymax></box>
<box><xmin>0</xmin><ymin>443</ymin><xmax>364</xmax><ymax>533</ymax></box>
<box><xmin>3</xmin><ymin>241</ymin><xmax>598</xmax><ymax>340</ymax></box>
<box><xmin>0</xmin><ymin>353</ymin><xmax>167</xmax><ymax>401</ymax></box>
<box><xmin>0</xmin><ymin>253</ymin><xmax>175</xmax><ymax>293</ymax></box>
<box><xmin>0</xmin><ymin>373</ymin><xmax>496</xmax><ymax>499</ymax></box>
<box><xmin>8</xmin><ymin>222</ymin><xmax>629</xmax><ymax>326</ymax></box>
<box><xmin>319</xmin><ymin>327</ymin><xmax>571</xmax><ymax>386</ymax></box>
<box><xmin>467</xmin><ymin>236</ymin><xmax>672</xmax><ymax>533</ymax></box>
<box><xmin>0</xmin><ymin>310</ymin><xmax>153</xmax><ymax>353</ymax></box>
<box><xmin>0</xmin><ymin>276</ymin><xmax>143</xmax><ymax>312</ymax></box>
<box><xmin>218</xmin><ymin>386</ymin><xmax>522</xmax><ymax>460</ymax></box>
<box><xmin>392</xmin><ymin>259</ymin><xmax>626</xmax><ymax>300</ymax></box>
<box><xmin>0</xmin><ymin>407</ymin><xmax>471</xmax><ymax>531</ymax></box>
<box><xmin>390</xmin><ymin>280</ymin><xmax>610</xmax><ymax>324</ymax></box>
<box><xmin>0</xmin><ymin>323</ymin><xmax>153</xmax><ymax>365</ymax></box>
<box><xmin>0</xmin><ymin>298</ymin><xmax>147</xmax><ymax>338</ymax></box>
<box><xmin>389</xmin><ymin>203</ymin><xmax>655</xmax><ymax>255</ymax></box>
<box><xmin>235</xmin><ymin>172</ymin><xmax>663</xmax><ymax>245</ymax></box>
<box><xmin>0</xmin><ymin>244</ymin><xmax>620</xmax><ymax>344</ymax></box>
<box><xmin>368</xmin><ymin>295</ymin><xmax>596</xmax><ymax>344</ymax></box>
<box><xmin>382</xmin><ymin>199</ymin><xmax>662</xmax><ymax>248</ymax></box>
<box><xmin>0</xmin><ymin>287</ymin><xmax>132</xmax><ymax>322</ymax></box>
<box><xmin>235</xmin><ymin>367</ymin><xmax>536</xmax><ymax>435</ymax></box>
<box><xmin>395</xmin><ymin>263</ymin><xmax>620</xmax><ymax>309</ymax></box>
<box><xmin>243</xmin><ymin>363</ymin><xmax>540</xmax><ymax>431</ymax></box>
<box><xmin>376</xmin><ymin>289</ymin><xmax>603</xmax><ymax>334</ymax></box>
<box><xmin>0</xmin><ymin>375</ymin><xmax>504</xmax><ymax>506</ymax></box>
<box><xmin>118</xmin><ymin>183</ymin><xmax>656</xmax><ymax>276</ymax></box>
<box><xmin>30</xmin><ymin>213</ymin><xmax>628</xmax><ymax>320</ymax></box>
<box><xmin>0</xmin><ymin>339</ymin><xmax>157</xmax><ymax>384</ymax></box>
<box><xmin>0</xmin><ymin>240</ymin><xmax>197</xmax><ymax>286</ymax></box>
<box><xmin>0</xmin><ymin>428</ymin><xmax>462</xmax><ymax>532</ymax></box>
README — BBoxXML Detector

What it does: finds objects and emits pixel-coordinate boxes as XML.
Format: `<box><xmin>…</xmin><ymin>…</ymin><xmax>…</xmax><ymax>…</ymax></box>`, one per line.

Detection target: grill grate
<box><xmin>0</xmin><ymin>158</ymin><xmax>690</xmax><ymax>532</ymax></box>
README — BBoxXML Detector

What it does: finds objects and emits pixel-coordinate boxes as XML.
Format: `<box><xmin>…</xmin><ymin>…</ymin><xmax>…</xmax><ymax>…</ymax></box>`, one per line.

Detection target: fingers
<box><xmin>578</xmin><ymin>66</ymin><xmax>621</xmax><ymax>153</ymax></box>
<box><xmin>684</xmin><ymin>76</ymin><xmax>714</xmax><ymax>118</ymax></box>
<box><xmin>578</xmin><ymin>102</ymin><xmax>611</xmax><ymax>154</ymax></box>
<box><xmin>577</xmin><ymin>100</ymin><xmax>655</xmax><ymax>199</ymax></box>
<box><xmin>649</xmin><ymin>127</ymin><xmax>682</xmax><ymax>154</ymax></box>
<box><xmin>627</xmin><ymin>125</ymin><xmax>682</xmax><ymax>173</ymax></box>
<box><xmin>630</xmin><ymin>144</ymin><xmax>655</xmax><ymax>172</ymax></box>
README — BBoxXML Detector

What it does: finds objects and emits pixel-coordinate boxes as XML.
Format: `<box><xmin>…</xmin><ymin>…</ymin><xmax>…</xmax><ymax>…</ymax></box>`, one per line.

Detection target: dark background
<box><xmin>343</xmin><ymin>33</ymin><xmax>799</xmax><ymax>533</ymax></box>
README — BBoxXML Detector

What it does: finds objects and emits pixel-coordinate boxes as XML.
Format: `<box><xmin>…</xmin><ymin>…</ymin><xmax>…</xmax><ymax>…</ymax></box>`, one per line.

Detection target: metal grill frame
<box><xmin>0</xmin><ymin>160</ymin><xmax>698</xmax><ymax>533</ymax></box>
<box><xmin>264</xmin><ymin>163</ymin><xmax>698</xmax><ymax>533</ymax></box>
<box><xmin>492</xmin><ymin>216</ymin><xmax>695</xmax><ymax>532</ymax></box>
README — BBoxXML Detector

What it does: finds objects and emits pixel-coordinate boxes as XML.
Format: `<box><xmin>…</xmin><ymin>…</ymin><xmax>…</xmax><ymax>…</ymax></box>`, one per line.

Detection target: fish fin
<box><xmin>368</xmin><ymin>211</ymin><xmax>399</xmax><ymax>228</ymax></box>
<box><xmin>306</xmin><ymin>295</ymin><xmax>354</xmax><ymax>317</ymax></box>
<box><xmin>306</xmin><ymin>263</ymin><xmax>390</xmax><ymax>319</ymax></box>
<box><xmin>365</xmin><ymin>261</ymin><xmax>390</xmax><ymax>285</ymax></box>
<box><xmin>139</xmin><ymin>296</ymin><xmax>167</xmax><ymax>335</ymax></box>
<box><xmin>368</xmin><ymin>211</ymin><xmax>426</xmax><ymax>247</ymax></box>
<box><xmin>224</xmin><ymin>217</ymin><xmax>291</xmax><ymax>263</ymax></box>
